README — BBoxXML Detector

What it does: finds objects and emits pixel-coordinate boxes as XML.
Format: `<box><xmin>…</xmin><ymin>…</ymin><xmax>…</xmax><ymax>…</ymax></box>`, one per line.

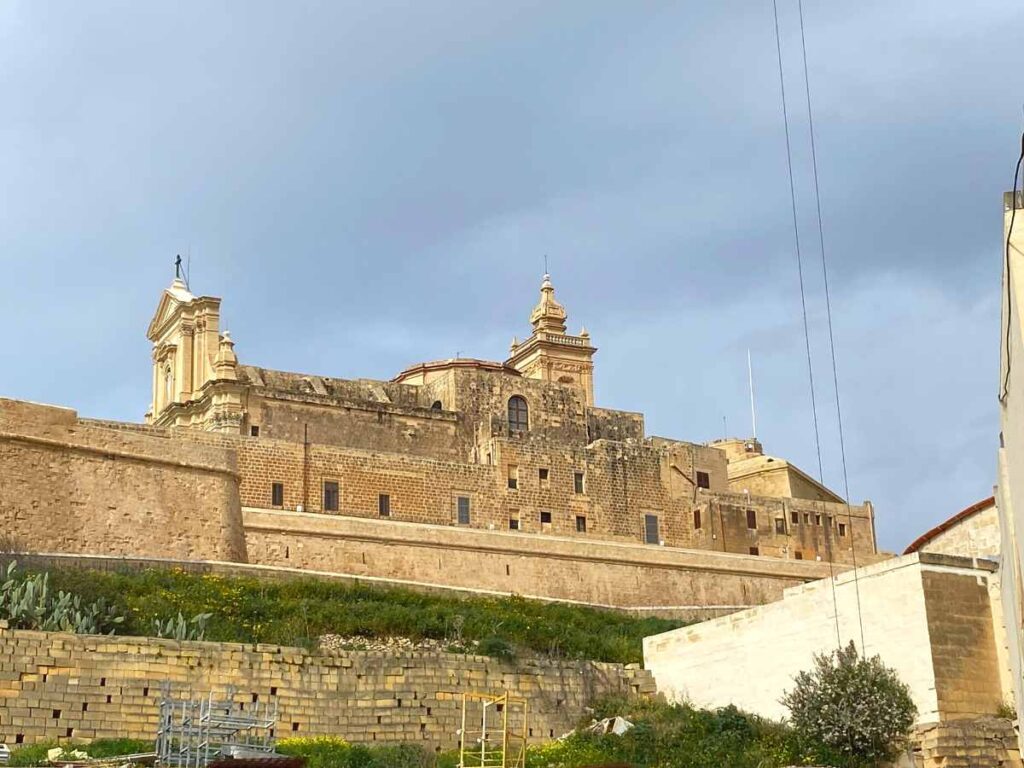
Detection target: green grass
<box><xmin>36</xmin><ymin>567</ymin><xmax>684</xmax><ymax>663</ymax></box>
<box><xmin>9</xmin><ymin>739</ymin><xmax>152</xmax><ymax>766</ymax></box>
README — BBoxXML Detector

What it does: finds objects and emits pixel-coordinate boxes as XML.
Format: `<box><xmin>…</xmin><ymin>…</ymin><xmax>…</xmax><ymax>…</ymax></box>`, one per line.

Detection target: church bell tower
<box><xmin>506</xmin><ymin>274</ymin><xmax>597</xmax><ymax>405</ymax></box>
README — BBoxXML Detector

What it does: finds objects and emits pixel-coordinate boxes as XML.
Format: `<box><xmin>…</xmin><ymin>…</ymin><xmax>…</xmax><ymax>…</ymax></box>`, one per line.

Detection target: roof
<box><xmin>903</xmin><ymin>496</ymin><xmax>996</xmax><ymax>554</ymax></box>
<box><xmin>727</xmin><ymin>454</ymin><xmax>846</xmax><ymax>504</ymax></box>
<box><xmin>392</xmin><ymin>358</ymin><xmax>521</xmax><ymax>383</ymax></box>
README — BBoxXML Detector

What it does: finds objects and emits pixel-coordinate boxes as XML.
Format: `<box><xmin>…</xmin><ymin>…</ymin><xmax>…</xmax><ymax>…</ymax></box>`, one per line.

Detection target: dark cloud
<box><xmin>0</xmin><ymin>0</ymin><xmax>1019</xmax><ymax>551</ymax></box>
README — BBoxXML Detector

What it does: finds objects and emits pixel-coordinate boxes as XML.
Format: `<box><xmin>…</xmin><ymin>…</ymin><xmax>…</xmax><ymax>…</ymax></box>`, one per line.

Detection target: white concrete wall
<box><xmin>643</xmin><ymin>554</ymin><xmax>939</xmax><ymax>722</ymax></box>
<box><xmin>998</xmin><ymin>189</ymin><xmax>1024</xmax><ymax>750</ymax></box>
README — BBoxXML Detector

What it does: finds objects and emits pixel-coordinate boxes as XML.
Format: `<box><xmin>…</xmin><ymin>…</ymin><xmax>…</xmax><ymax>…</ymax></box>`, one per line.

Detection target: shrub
<box><xmin>0</xmin><ymin>562</ymin><xmax>124</xmax><ymax>635</ymax></box>
<box><xmin>476</xmin><ymin>636</ymin><xmax>515</xmax><ymax>661</ymax></box>
<box><xmin>275</xmin><ymin>737</ymin><xmax>431</xmax><ymax>768</ymax></box>
<box><xmin>781</xmin><ymin>641</ymin><xmax>917</xmax><ymax>768</ymax></box>
<box><xmin>8</xmin><ymin>740</ymin><xmax>57</xmax><ymax>767</ymax></box>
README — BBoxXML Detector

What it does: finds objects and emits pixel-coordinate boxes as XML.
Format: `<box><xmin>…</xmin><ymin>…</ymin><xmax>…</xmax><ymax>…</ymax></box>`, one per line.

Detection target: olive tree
<box><xmin>781</xmin><ymin>641</ymin><xmax>917</xmax><ymax>767</ymax></box>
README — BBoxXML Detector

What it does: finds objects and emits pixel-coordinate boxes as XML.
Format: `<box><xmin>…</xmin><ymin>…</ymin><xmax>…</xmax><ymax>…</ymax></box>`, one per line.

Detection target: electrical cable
<box><xmin>796</xmin><ymin>0</ymin><xmax>866</xmax><ymax>652</ymax></box>
<box><xmin>772</xmin><ymin>0</ymin><xmax>841</xmax><ymax>648</ymax></box>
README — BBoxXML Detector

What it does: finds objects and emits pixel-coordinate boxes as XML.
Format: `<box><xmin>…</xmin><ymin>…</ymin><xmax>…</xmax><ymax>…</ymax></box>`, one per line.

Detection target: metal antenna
<box><xmin>747</xmin><ymin>349</ymin><xmax>757</xmax><ymax>439</ymax></box>
<box><xmin>543</xmin><ymin>254</ymin><xmax>549</xmax><ymax>274</ymax></box>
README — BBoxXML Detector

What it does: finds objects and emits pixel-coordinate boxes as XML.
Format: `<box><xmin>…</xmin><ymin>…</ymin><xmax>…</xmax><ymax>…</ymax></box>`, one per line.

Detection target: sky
<box><xmin>1</xmin><ymin>0</ymin><xmax>1020</xmax><ymax>553</ymax></box>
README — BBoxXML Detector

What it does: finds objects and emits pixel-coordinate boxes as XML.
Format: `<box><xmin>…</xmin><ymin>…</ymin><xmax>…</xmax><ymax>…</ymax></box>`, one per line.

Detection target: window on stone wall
<box><xmin>457</xmin><ymin>496</ymin><xmax>471</xmax><ymax>525</ymax></box>
<box><xmin>574</xmin><ymin>472</ymin><xmax>585</xmax><ymax>494</ymax></box>
<box><xmin>803</xmin><ymin>512</ymin><xmax>811</xmax><ymax>524</ymax></box>
<box><xmin>507</xmin><ymin>465</ymin><xmax>518</xmax><ymax>490</ymax></box>
<box><xmin>790</xmin><ymin>510</ymin><xmax>799</xmax><ymax>524</ymax></box>
<box><xmin>696</xmin><ymin>471</ymin><xmax>710</xmax><ymax>489</ymax></box>
<box><xmin>814</xmin><ymin>513</ymin><xmax>822</xmax><ymax>525</ymax></box>
<box><xmin>746</xmin><ymin>509</ymin><xmax>757</xmax><ymax>529</ymax></box>
<box><xmin>539</xmin><ymin>468</ymin><xmax>549</xmax><ymax>488</ymax></box>
<box><xmin>250</xmin><ymin>425</ymin><xmax>260</xmax><ymax>437</ymax></box>
<box><xmin>509</xmin><ymin>517</ymin><xmax>520</xmax><ymax>531</ymax></box>
<box><xmin>774</xmin><ymin>518</ymin><xmax>786</xmax><ymax>535</ymax></box>
<box><xmin>795</xmin><ymin>551</ymin><xmax>803</xmax><ymax>560</ymax></box>
<box><xmin>540</xmin><ymin>510</ymin><xmax>552</xmax><ymax>524</ymax></box>
<box><xmin>749</xmin><ymin>546</ymin><xmax>759</xmax><ymax>556</ymax></box>
<box><xmin>323</xmin><ymin>481</ymin><xmax>339</xmax><ymax>512</ymax></box>
<box><xmin>575</xmin><ymin>516</ymin><xmax>587</xmax><ymax>533</ymax></box>
<box><xmin>431</xmin><ymin>400</ymin><xmax>443</xmax><ymax>410</ymax></box>
<box><xmin>644</xmin><ymin>514</ymin><xmax>660</xmax><ymax>545</ymax></box>
<box><xmin>838</xmin><ymin>522</ymin><xmax>847</xmax><ymax>537</ymax></box>
<box><xmin>378</xmin><ymin>494</ymin><xmax>391</xmax><ymax>517</ymax></box>
<box><xmin>508</xmin><ymin>396</ymin><xmax>529</xmax><ymax>434</ymax></box>
<box><xmin>693</xmin><ymin>508</ymin><xmax>702</xmax><ymax>529</ymax></box>
<box><xmin>271</xmin><ymin>482</ymin><xmax>284</xmax><ymax>507</ymax></box>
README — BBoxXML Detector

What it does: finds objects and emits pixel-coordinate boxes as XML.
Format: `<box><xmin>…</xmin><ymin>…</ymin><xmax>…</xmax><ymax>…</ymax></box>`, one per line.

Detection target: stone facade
<box><xmin>0</xmin><ymin>273</ymin><xmax>882</xmax><ymax>613</ymax></box>
<box><xmin>0</xmin><ymin>400</ymin><xmax>246</xmax><ymax>563</ymax></box>
<box><xmin>0</xmin><ymin>624</ymin><xmax>653</xmax><ymax>749</ymax></box>
<box><xmin>140</xmin><ymin>273</ymin><xmax>877</xmax><ymax>566</ymax></box>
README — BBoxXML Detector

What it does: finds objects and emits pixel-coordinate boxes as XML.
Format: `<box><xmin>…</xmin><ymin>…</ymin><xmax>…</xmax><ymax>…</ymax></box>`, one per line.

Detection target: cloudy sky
<box><xmin>1</xmin><ymin>0</ymin><xmax>1020</xmax><ymax>552</ymax></box>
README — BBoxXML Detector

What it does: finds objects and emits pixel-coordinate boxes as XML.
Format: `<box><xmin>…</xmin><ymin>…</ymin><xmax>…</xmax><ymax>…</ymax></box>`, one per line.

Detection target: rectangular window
<box><xmin>749</xmin><ymin>546</ymin><xmax>759</xmax><ymax>556</ymax></box>
<box><xmin>457</xmin><ymin>496</ymin><xmax>471</xmax><ymax>525</ymax></box>
<box><xmin>538</xmin><ymin>468</ymin><xmax>549</xmax><ymax>487</ymax></box>
<box><xmin>838</xmin><ymin>522</ymin><xmax>847</xmax><ymax>537</ymax></box>
<box><xmin>540</xmin><ymin>510</ymin><xmax>552</xmax><ymax>524</ymax></box>
<box><xmin>746</xmin><ymin>509</ymin><xmax>757</xmax><ymax>529</ymax></box>
<box><xmin>774</xmin><ymin>518</ymin><xmax>786</xmax><ymax>535</ymax></box>
<box><xmin>696</xmin><ymin>471</ymin><xmax>710</xmax><ymax>489</ymax></box>
<box><xmin>814</xmin><ymin>513</ymin><xmax>822</xmax><ymax>526</ymax></box>
<box><xmin>795</xmin><ymin>551</ymin><xmax>803</xmax><ymax>560</ymax></box>
<box><xmin>250</xmin><ymin>425</ymin><xmax>260</xmax><ymax>437</ymax></box>
<box><xmin>574</xmin><ymin>472</ymin><xmax>585</xmax><ymax>494</ymax></box>
<box><xmin>509</xmin><ymin>517</ymin><xmax>520</xmax><ymax>531</ymax></box>
<box><xmin>803</xmin><ymin>513</ymin><xmax>811</xmax><ymax>524</ymax></box>
<box><xmin>323</xmin><ymin>481</ymin><xmax>339</xmax><ymax>512</ymax></box>
<box><xmin>271</xmin><ymin>482</ymin><xmax>284</xmax><ymax>507</ymax></box>
<box><xmin>507</xmin><ymin>466</ymin><xmax>518</xmax><ymax>490</ymax></box>
<box><xmin>378</xmin><ymin>494</ymin><xmax>391</xmax><ymax>517</ymax></box>
<box><xmin>644</xmin><ymin>514</ymin><xmax>660</xmax><ymax>545</ymax></box>
<box><xmin>790</xmin><ymin>511</ymin><xmax>799</xmax><ymax>524</ymax></box>
<box><xmin>693</xmin><ymin>508</ymin><xmax>702</xmax><ymax>529</ymax></box>
<box><xmin>575</xmin><ymin>515</ymin><xmax>587</xmax><ymax>533</ymax></box>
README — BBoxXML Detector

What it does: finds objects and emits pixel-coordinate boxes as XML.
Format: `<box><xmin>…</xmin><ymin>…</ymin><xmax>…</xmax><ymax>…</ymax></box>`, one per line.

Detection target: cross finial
<box><xmin>175</xmin><ymin>254</ymin><xmax>183</xmax><ymax>279</ymax></box>
<box><xmin>544</xmin><ymin>254</ymin><xmax>549</xmax><ymax>275</ymax></box>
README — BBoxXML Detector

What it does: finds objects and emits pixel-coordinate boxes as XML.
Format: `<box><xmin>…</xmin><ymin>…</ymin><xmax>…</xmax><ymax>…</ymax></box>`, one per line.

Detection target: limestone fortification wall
<box><xmin>0</xmin><ymin>625</ymin><xmax>654</xmax><ymax>749</ymax></box>
<box><xmin>243</xmin><ymin>508</ymin><xmax>840</xmax><ymax>618</ymax></box>
<box><xmin>0</xmin><ymin>396</ymin><xmax>867</xmax><ymax>615</ymax></box>
<box><xmin>0</xmin><ymin>399</ymin><xmax>247</xmax><ymax>563</ymax></box>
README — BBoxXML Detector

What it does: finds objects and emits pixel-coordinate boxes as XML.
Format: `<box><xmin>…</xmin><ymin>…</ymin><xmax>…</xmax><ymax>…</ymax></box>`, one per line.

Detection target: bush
<box><xmin>8</xmin><ymin>741</ymin><xmax>57</xmax><ymax>767</ymax></box>
<box><xmin>8</xmin><ymin>738</ymin><xmax>153</xmax><ymax>766</ymax></box>
<box><xmin>528</xmin><ymin>696</ymin><xmax>799</xmax><ymax>768</ymax></box>
<box><xmin>781</xmin><ymin>641</ymin><xmax>917</xmax><ymax>768</ymax></box>
<box><xmin>275</xmin><ymin>737</ymin><xmax>431</xmax><ymax>768</ymax></box>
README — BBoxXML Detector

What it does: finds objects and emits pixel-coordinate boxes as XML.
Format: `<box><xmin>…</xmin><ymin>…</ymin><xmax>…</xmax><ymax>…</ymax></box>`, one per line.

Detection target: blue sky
<box><xmin>1</xmin><ymin>0</ymin><xmax>1020</xmax><ymax>552</ymax></box>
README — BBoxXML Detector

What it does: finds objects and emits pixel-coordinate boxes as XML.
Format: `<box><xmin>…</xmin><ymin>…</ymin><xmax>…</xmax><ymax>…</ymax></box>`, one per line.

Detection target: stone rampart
<box><xmin>0</xmin><ymin>399</ymin><xmax>247</xmax><ymax>563</ymax></box>
<box><xmin>0</xmin><ymin>626</ymin><xmax>654</xmax><ymax>749</ymax></box>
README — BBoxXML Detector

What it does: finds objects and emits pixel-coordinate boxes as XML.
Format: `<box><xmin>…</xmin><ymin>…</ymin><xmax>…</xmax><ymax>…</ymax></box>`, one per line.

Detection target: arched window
<box><xmin>507</xmin><ymin>396</ymin><xmax>529</xmax><ymax>433</ymax></box>
<box><xmin>431</xmin><ymin>400</ymin><xmax>443</xmax><ymax>411</ymax></box>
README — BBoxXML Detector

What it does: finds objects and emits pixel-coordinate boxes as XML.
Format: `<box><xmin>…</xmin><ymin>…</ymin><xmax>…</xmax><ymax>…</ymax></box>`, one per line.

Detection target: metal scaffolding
<box><xmin>457</xmin><ymin>692</ymin><xmax>527</xmax><ymax>768</ymax></box>
<box><xmin>156</xmin><ymin>685</ymin><xmax>278</xmax><ymax>768</ymax></box>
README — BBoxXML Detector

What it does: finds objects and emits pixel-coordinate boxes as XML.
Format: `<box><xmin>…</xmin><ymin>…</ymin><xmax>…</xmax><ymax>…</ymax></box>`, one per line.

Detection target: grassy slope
<box><xmin>39</xmin><ymin>567</ymin><xmax>684</xmax><ymax>663</ymax></box>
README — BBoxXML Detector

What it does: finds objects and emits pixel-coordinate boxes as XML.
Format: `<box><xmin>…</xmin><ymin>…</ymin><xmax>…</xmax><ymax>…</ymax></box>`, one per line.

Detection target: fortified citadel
<box><xmin>0</xmin><ymin>272</ymin><xmax>880</xmax><ymax>616</ymax></box>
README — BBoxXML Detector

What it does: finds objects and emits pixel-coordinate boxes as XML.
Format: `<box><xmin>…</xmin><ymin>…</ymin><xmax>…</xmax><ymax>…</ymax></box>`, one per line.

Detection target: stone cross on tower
<box><xmin>175</xmin><ymin>255</ymin><xmax>183</xmax><ymax>280</ymax></box>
